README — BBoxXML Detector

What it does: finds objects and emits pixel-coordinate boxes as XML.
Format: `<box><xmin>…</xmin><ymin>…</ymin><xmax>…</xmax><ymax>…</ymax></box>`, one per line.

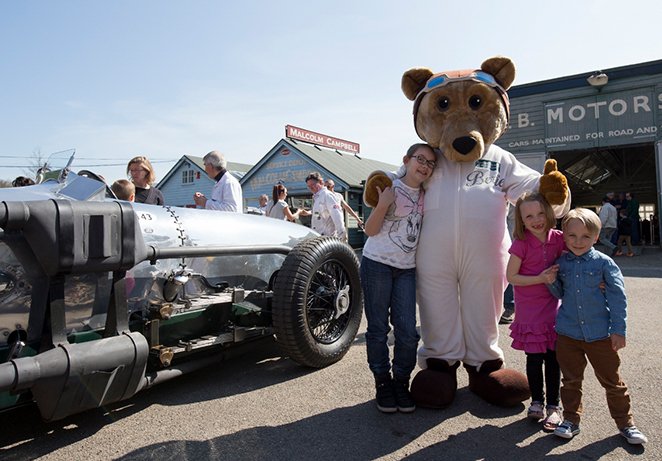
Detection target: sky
<box><xmin>1</xmin><ymin>0</ymin><xmax>660</xmax><ymax>185</ymax></box>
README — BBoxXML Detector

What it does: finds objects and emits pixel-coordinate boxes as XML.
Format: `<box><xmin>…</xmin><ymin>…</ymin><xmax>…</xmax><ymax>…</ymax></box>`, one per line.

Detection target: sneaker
<box><xmin>499</xmin><ymin>306</ymin><xmax>515</xmax><ymax>324</ymax></box>
<box><xmin>375</xmin><ymin>379</ymin><xmax>397</xmax><ymax>413</ymax></box>
<box><xmin>554</xmin><ymin>420</ymin><xmax>580</xmax><ymax>439</ymax></box>
<box><xmin>393</xmin><ymin>379</ymin><xmax>416</xmax><ymax>413</ymax></box>
<box><xmin>620</xmin><ymin>426</ymin><xmax>648</xmax><ymax>444</ymax></box>
<box><xmin>542</xmin><ymin>405</ymin><xmax>563</xmax><ymax>431</ymax></box>
<box><xmin>527</xmin><ymin>401</ymin><xmax>545</xmax><ymax>420</ymax></box>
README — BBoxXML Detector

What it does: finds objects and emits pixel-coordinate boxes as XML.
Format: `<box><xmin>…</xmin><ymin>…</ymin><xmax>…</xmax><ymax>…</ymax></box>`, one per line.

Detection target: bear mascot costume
<box><xmin>364</xmin><ymin>56</ymin><xmax>570</xmax><ymax>408</ymax></box>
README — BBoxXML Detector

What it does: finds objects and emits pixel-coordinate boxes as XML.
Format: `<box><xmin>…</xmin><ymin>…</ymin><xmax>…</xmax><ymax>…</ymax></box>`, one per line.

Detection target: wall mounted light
<box><xmin>587</xmin><ymin>71</ymin><xmax>609</xmax><ymax>89</ymax></box>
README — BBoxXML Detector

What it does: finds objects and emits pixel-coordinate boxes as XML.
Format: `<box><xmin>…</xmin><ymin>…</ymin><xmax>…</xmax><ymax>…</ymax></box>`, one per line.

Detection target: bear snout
<box><xmin>452</xmin><ymin>137</ymin><xmax>477</xmax><ymax>155</ymax></box>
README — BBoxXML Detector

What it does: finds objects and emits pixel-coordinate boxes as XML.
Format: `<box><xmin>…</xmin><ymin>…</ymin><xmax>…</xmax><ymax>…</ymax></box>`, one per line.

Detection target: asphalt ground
<box><xmin>0</xmin><ymin>249</ymin><xmax>660</xmax><ymax>461</ymax></box>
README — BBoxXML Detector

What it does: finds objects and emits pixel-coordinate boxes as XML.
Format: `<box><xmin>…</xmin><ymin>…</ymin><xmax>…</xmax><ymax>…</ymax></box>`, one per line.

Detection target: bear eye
<box><xmin>437</xmin><ymin>97</ymin><xmax>450</xmax><ymax>111</ymax></box>
<box><xmin>469</xmin><ymin>95</ymin><xmax>482</xmax><ymax>110</ymax></box>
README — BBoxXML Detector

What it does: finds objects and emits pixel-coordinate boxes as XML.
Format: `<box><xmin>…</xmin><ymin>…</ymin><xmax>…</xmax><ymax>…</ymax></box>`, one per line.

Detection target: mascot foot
<box><xmin>410</xmin><ymin>359</ymin><xmax>460</xmax><ymax>409</ymax></box>
<box><xmin>464</xmin><ymin>359</ymin><xmax>530</xmax><ymax>407</ymax></box>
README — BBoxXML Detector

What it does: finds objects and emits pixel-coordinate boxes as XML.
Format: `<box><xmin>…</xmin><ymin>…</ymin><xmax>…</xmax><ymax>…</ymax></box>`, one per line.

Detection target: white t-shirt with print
<box><xmin>362</xmin><ymin>178</ymin><xmax>424</xmax><ymax>269</ymax></box>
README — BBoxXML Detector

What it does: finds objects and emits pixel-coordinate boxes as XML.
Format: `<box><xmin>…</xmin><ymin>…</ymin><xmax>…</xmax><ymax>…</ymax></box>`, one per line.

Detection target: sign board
<box><xmin>285</xmin><ymin>125</ymin><xmax>360</xmax><ymax>154</ymax></box>
<box><xmin>500</xmin><ymin>87</ymin><xmax>661</xmax><ymax>151</ymax></box>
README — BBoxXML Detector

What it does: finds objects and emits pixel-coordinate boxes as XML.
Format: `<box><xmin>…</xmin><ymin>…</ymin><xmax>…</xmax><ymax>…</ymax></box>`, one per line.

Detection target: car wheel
<box><xmin>272</xmin><ymin>236</ymin><xmax>363</xmax><ymax>368</ymax></box>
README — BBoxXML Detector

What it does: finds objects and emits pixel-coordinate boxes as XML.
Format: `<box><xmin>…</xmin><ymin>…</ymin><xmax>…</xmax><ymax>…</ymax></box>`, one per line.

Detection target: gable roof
<box><xmin>240</xmin><ymin>139</ymin><xmax>398</xmax><ymax>189</ymax></box>
<box><xmin>157</xmin><ymin>154</ymin><xmax>253</xmax><ymax>187</ymax></box>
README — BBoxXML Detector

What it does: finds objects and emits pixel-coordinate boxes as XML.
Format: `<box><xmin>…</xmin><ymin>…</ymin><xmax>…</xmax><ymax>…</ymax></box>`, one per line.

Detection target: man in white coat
<box><xmin>306</xmin><ymin>172</ymin><xmax>346</xmax><ymax>240</ymax></box>
<box><xmin>193</xmin><ymin>150</ymin><xmax>243</xmax><ymax>212</ymax></box>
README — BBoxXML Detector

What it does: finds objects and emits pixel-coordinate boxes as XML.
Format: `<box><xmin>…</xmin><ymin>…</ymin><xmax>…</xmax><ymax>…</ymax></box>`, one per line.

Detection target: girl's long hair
<box><xmin>513</xmin><ymin>192</ymin><xmax>557</xmax><ymax>240</ymax></box>
<box><xmin>271</xmin><ymin>184</ymin><xmax>285</xmax><ymax>204</ymax></box>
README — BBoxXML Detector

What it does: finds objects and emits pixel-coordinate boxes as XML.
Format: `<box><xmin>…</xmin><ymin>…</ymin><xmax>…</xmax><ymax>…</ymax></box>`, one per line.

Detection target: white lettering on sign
<box><xmin>545</xmin><ymin>95</ymin><xmax>652</xmax><ymax>124</ymax></box>
<box><xmin>517</xmin><ymin>112</ymin><xmax>531</xmax><ymax>128</ymax></box>
<box><xmin>285</xmin><ymin>124</ymin><xmax>360</xmax><ymax>153</ymax></box>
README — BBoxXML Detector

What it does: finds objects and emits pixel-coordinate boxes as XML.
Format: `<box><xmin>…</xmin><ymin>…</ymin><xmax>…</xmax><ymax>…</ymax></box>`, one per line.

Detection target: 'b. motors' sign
<box><xmin>285</xmin><ymin>125</ymin><xmax>360</xmax><ymax>154</ymax></box>
<box><xmin>501</xmin><ymin>87</ymin><xmax>661</xmax><ymax>151</ymax></box>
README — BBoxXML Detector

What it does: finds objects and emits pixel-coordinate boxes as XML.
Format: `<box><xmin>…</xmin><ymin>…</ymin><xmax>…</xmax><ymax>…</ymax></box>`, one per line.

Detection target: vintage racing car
<box><xmin>0</xmin><ymin>151</ymin><xmax>363</xmax><ymax>421</ymax></box>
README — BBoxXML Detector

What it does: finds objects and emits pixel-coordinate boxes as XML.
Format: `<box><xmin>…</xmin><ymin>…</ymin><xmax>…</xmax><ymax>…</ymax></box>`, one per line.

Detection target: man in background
<box><xmin>193</xmin><ymin>150</ymin><xmax>243</xmax><ymax>212</ymax></box>
<box><xmin>306</xmin><ymin>172</ymin><xmax>346</xmax><ymax>240</ymax></box>
<box><xmin>325</xmin><ymin>179</ymin><xmax>364</xmax><ymax>229</ymax></box>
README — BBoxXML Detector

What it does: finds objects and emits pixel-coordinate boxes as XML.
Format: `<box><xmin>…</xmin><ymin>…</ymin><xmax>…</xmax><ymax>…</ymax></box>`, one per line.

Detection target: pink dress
<box><xmin>509</xmin><ymin>229</ymin><xmax>566</xmax><ymax>353</ymax></box>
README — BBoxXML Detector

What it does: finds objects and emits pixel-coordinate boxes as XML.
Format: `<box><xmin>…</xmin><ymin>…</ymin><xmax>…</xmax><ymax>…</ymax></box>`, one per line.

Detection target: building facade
<box><xmin>240</xmin><ymin>138</ymin><xmax>396</xmax><ymax>248</ymax></box>
<box><xmin>496</xmin><ymin>59</ymin><xmax>662</xmax><ymax>245</ymax></box>
<box><xmin>156</xmin><ymin>156</ymin><xmax>251</xmax><ymax>208</ymax></box>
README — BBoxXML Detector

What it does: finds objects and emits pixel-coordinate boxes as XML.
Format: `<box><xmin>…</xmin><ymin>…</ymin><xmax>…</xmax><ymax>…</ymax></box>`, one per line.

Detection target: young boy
<box><xmin>545</xmin><ymin>208</ymin><xmax>648</xmax><ymax>444</ymax></box>
<box><xmin>111</xmin><ymin>179</ymin><xmax>136</xmax><ymax>202</ymax></box>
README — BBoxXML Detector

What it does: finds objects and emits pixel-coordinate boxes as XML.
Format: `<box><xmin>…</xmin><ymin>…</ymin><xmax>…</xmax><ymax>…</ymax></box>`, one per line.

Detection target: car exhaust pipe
<box><xmin>0</xmin><ymin>332</ymin><xmax>148</xmax><ymax>421</ymax></box>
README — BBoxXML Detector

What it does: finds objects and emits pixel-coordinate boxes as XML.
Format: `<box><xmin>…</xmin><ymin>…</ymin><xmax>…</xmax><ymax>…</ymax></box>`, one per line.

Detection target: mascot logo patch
<box><xmin>466</xmin><ymin>159</ymin><xmax>505</xmax><ymax>189</ymax></box>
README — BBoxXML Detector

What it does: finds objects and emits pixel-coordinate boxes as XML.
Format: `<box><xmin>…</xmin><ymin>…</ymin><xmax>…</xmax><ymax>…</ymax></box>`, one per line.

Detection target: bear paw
<box><xmin>410</xmin><ymin>359</ymin><xmax>460</xmax><ymax>409</ymax></box>
<box><xmin>464</xmin><ymin>359</ymin><xmax>530</xmax><ymax>407</ymax></box>
<box><xmin>539</xmin><ymin>159</ymin><xmax>569</xmax><ymax>206</ymax></box>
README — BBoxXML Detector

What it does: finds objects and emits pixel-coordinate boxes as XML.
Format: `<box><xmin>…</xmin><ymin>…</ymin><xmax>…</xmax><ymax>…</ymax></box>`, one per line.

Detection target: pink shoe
<box><xmin>543</xmin><ymin>405</ymin><xmax>563</xmax><ymax>431</ymax></box>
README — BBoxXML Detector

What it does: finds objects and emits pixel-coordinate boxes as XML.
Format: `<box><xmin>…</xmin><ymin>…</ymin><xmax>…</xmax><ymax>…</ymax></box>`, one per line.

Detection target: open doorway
<box><xmin>551</xmin><ymin>142</ymin><xmax>659</xmax><ymax>245</ymax></box>
<box><xmin>551</xmin><ymin>143</ymin><xmax>657</xmax><ymax>211</ymax></box>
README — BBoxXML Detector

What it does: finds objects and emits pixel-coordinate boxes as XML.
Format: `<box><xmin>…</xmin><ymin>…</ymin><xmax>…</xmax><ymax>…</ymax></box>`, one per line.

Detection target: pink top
<box><xmin>508</xmin><ymin>229</ymin><xmax>566</xmax><ymax>353</ymax></box>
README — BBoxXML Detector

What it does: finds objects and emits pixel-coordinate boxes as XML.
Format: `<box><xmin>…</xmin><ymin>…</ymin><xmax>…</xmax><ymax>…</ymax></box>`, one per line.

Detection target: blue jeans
<box><xmin>360</xmin><ymin>256</ymin><xmax>419</xmax><ymax>380</ymax></box>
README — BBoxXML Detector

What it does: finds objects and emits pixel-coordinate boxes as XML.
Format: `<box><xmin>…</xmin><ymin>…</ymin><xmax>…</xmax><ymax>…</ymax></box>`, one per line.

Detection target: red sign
<box><xmin>285</xmin><ymin>125</ymin><xmax>360</xmax><ymax>154</ymax></box>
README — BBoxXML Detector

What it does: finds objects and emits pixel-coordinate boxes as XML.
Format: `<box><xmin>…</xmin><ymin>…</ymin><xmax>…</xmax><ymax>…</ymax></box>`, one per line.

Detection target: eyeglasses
<box><xmin>129</xmin><ymin>169</ymin><xmax>146</xmax><ymax>174</ymax></box>
<box><xmin>411</xmin><ymin>154</ymin><xmax>436</xmax><ymax>169</ymax></box>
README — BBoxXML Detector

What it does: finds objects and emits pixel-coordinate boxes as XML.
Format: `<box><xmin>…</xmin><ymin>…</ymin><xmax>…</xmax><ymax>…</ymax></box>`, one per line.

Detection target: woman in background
<box><xmin>127</xmin><ymin>156</ymin><xmax>164</xmax><ymax>205</ymax></box>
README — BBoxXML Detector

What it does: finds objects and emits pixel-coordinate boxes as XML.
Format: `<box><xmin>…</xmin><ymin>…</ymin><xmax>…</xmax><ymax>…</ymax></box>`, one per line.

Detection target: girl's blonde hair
<box><xmin>513</xmin><ymin>192</ymin><xmax>557</xmax><ymax>240</ymax></box>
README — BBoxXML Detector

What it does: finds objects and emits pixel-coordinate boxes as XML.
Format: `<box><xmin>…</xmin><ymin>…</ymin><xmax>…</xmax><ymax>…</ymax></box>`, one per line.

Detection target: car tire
<box><xmin>272</xmin><ymin>236</ymin><xmax>363</xmax><ymax>368</ymax></box>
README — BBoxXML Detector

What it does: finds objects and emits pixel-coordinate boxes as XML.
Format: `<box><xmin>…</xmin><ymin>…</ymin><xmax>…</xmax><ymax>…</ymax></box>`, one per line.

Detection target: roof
<box><xmin>508</xmin><ymin>58</ymin><xmax>662</xmax><ymax>98</ymax></box>
<box><xmin>157</xmin><ymin>154</ymin><xmax>253</xmax><ymax>187</ymax></box>
<box><xmin>241</xmin><ymin>139</ymin><xmax>398</xmax><ymax>189</ymax></box>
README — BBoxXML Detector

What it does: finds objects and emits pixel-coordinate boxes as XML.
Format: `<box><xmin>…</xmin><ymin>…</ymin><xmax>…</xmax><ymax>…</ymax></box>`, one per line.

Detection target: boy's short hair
<box><xmin>562</xmin><ymin>208</ymin><xmax>602</xmax><ymax>235</ymax></box>
<box><xmin>111</xmin><ymin>179</ymin><xmax>136</xmax><ymax>201</ymax></box>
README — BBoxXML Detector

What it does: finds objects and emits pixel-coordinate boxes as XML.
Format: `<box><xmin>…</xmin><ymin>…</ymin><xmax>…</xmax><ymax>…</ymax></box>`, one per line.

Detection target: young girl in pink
<box><xmin>506</xmin><ymin>192</ymin><xmax>566</xmax><ymax>431</ymax></box>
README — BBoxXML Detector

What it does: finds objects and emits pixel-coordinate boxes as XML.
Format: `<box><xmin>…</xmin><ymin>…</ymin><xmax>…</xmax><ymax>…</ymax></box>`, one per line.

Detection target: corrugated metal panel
<box><xmin>497</xmin><ymin>70</ymin><xmax>662</xmax><ymax>154</ymax></box>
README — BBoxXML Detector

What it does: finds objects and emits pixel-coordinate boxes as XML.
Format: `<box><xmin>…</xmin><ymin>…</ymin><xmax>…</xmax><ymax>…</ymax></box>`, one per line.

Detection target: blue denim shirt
<box><xmin>548</xmin><ymin>247</ymin><xmax>627</xmax><ymax>342</ymax></box>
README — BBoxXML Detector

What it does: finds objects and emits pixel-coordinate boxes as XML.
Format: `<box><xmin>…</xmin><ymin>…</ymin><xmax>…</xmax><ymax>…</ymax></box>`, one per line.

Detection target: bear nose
<box><xmin>452</xmin><ymin>137</ymin><xmax>477</xmax><ymax>155</ymax></box>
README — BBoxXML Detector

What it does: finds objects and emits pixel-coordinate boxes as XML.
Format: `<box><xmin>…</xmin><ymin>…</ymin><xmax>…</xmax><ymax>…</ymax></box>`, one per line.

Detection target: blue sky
<box><xmin>1</xmin><ymin>0</ymin><xmax>660</xmax><ymax>184</ymax></box>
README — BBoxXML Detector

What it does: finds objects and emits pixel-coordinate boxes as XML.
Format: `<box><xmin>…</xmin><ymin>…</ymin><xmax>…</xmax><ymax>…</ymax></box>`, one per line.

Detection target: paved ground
<box><xmin>0</xmin><ymin>249</ymin><xmax>660</xmax><ymax>460</ymax></box>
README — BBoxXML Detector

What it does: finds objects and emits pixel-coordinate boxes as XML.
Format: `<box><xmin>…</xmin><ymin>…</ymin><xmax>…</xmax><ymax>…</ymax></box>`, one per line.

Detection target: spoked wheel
<box><xmin>272</xmin><ymin>236</ymin><xmax>363</xmax><ymax>368</ymax></box>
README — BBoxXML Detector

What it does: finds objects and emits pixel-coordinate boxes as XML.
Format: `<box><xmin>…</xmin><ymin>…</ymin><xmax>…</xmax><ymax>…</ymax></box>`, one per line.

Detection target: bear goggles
<box><xmin>413</xmin><ymin>69</ymin><xmax>510</xmax><ymax>123</ymax></box>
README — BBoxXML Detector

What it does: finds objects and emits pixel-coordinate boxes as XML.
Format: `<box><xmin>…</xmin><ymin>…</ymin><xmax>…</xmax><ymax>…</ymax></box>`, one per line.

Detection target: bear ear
<box><xmin>402</xmin><ymin>68</ymin><xmax>434</xmax><ymax>101</ymax></box>
<box><xmin>481</xmin><ymin>56</ymin><xmax>516</xmax><ymax>90</ymax></box>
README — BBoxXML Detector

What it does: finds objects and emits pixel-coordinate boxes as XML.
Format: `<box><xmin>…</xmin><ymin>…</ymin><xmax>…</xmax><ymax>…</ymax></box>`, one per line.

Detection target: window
<box><xmin>182</xmin><ymin>170</ymin><xmax>194</xmax><ymax>184</ymax></box>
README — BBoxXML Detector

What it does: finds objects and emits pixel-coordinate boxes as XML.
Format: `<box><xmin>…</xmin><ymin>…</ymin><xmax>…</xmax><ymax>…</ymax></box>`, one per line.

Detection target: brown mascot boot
<box><xmin>464</xmin><ymin>359</ymin><xmax>530</xmax><ymax>407</ymax></box>
<box><xmin>410</xmin><ymin>359</ymin><xmax>460</xmax><ymax>409</ymax></box>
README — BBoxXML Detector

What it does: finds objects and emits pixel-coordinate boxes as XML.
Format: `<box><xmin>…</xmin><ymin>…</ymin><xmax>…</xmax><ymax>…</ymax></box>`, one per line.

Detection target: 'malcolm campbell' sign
<box><xmin>285</xmin><ymin>125</ymin><xmax>360</xmax><ymax>154</ymax></box>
